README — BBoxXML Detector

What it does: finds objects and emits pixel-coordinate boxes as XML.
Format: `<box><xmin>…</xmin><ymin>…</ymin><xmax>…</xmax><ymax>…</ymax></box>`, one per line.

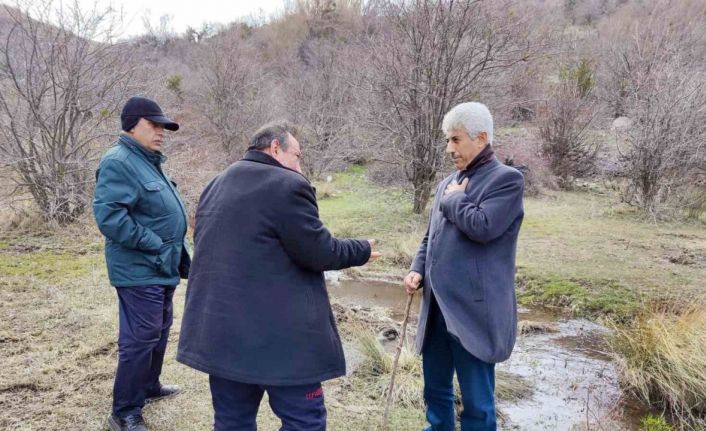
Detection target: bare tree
<box><xmin>563</xmin><ymin>0</ymin><xmax>624</xmax><ymax>26</ymax></box>
<box><xmin>618</xmin><ymin>69</ymin><xmax>706</xmax><ymax>219</ymax></box>
<box><xmin>598</xmin><ymin>0</ymin><xmax>706</xmax><ymax>119</ymax></box>
<box><xmin>192</xmin><ymin>27</ymin><xmax>268</xmax><ymax>155</ymax></box>
<box><xmin>280</xmin><ymin>1</ymin><xmax>370</xmax><ymax>177</ymax></box>
<box><xmin>537</xmin><ymin>59</ymin><xmax>601</xmax><ymax>188</ymax></box>
<box><xmin>284</xmin><ymin>42</ymin><xmax>362</xmax><ymax>177</ymax></box>
<box><xmin>0</xmin><ymin>1</ymin><xmax>135</xmax><ymax>223</ymax></box>
<box><xmin>601</xmin><ymin>1</ymin><xmax>706</xmax><ymax>218</ymax></box>
<box><xmin>140</xmin><ymin>12</ymin><xmax>176</xmax><ymax>47</ymax></box>
<box><xmin>365</xmin><ymin>0</ymin><xmax>535</xmax><ymax>213</ymax></box>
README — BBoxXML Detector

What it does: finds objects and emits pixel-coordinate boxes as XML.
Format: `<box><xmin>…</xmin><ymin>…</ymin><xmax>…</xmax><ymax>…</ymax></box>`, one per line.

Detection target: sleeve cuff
<box><xmin>357</xmin><ymin>239</ymin><xmax>372</xmax><ymax>266</ymax></box>
<box><xmin>409</xmin><ymin>259</ymin><xmax>424</xmax><ymax>276</ymax></box>
<box><xmin>440</xmin><ymin>191</ymin><xmax>468</xmax><ymax>221</ymax></box>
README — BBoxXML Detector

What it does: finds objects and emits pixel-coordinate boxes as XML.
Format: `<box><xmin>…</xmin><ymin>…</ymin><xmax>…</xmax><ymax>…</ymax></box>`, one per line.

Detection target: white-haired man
<box><xmin>404</xmin><ymin>102</ymin><xmax>525</xmax><ymax>430</ymax></box>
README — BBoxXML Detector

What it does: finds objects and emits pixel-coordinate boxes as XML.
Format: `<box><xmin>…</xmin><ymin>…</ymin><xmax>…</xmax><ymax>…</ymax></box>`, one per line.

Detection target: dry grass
<box><xmin>355</xmin><ymin>330</ymin><xmax>424</xmax><ymax>408</ymax></box>
<box><xmin>353</xmin><ymin>330</ymin><xmax>532</xmax><ymax>411</ymax></box>
<box><xmin>517</xmin><ymin>191</ymin><xmax>706</xmax><ymax>302</ymax></box>
<box><xmin>0</xmin><ymin>223</ymin><xmax>435</xmax><ymax>430</ymax></box>
<box><xmin>610</xmin><ymin>301</ymin><xmax>706</xmax><ymax>430</ymax></box>
<box><xmin>518</xmin><ymin>320</ymin><xmax>558</xmax><ymax>335</ymax></box>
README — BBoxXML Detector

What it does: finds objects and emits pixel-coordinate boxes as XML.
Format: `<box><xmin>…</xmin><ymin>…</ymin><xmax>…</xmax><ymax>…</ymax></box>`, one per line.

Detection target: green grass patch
<box><xmin>315</xmin><ymin>167</ymin><xmax>427</xmax><ymax>274</ymax></box>
<box><xmin>640</xmin><ymin>415</ymin><xmax>674</xmax><ymax>431</ymax></box>
<box><xmin>518</xmin><ymin>191</ymin><xmax>705</xmax><ymax>300</ymax></box>
<box><xmin>0</xmin><ymin>229</ymin><xmax>104</xmax><ymax>282</ymax></box>
<box><xmin>316</xmin><ymin>166</ymin><xmax>705</xmax><ymax>312</ymax></box>
<box><xmin>0</xmin><ymin>250</ymin><xmax>101</xmax><ymax>280</ymax></box>
<box><xmin>517</xmin><ymin>273</ymin><xmax>641</xmax><ymax>321</ymax></box>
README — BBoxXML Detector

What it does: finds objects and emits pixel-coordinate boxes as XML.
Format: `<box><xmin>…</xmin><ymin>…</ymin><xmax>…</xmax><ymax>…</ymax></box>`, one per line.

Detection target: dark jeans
<box><xmin>209</xmin><ymin>375</ymin><xmax>326</xmax><ymax>431</ymax></box>
<box><xmin>422</xmin><ymin>295</ymin><xmax>496</xmax><ymax>431</ymax></box>
<box><xmin>112</xmin><ymin>284</ymin><xmax>176</xmax><ymax>418</ymax></box>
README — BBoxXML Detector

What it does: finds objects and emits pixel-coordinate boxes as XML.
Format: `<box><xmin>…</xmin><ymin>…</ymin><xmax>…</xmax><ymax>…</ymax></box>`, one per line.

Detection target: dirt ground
<box><xmin>0</xmin><ymin>223</ymin><xmax>428</xmax><ymax>430</ymax></box>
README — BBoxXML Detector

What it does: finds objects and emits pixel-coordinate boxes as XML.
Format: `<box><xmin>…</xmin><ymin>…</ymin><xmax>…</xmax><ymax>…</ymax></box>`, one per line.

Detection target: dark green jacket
<box><xmin>93</xmin><ymin>134</ymin><xmax>189</xmax><ymax>287</ymax></box>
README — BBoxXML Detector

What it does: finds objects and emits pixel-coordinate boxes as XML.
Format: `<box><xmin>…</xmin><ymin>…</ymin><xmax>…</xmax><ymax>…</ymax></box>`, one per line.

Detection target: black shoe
<box><xmin>145</xmin><ymin>384</ymin><xmax>181</xmax><ymax>404</ymax></box>
<box><xmin>108</xmin><ymin>414</ymin><xmax>147</xmax><ymax>431</ymax></box>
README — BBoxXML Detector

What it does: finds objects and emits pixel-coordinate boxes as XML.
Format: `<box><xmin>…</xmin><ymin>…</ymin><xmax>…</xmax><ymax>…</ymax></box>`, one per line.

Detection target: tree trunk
<box><xmin>412</xmin><ymin>174</ymin><xmax>433</xmax><ymax>214</ymax></box>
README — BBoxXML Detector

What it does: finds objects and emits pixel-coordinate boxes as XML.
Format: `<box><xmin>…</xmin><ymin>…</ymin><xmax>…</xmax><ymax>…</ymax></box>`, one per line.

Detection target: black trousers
<box><xmin>112</xmin><ymin>284</ymin><xmax>176</xmax><ymax>417</ymax></box>
<box><xmin>209</xmin><ymin>375</ymin><xmax>326</xmax><ymax>431</ymax></box>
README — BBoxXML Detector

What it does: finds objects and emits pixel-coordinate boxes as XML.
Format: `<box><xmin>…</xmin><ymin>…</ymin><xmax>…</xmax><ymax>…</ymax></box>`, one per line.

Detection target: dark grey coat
<box><xmin>410</xmin><ymin>157</ymin><xmax>524</xmax><ymax>364</ymax></box>
<box><xmin>177</xmin><ymin>151</ymin><xmax>371</xmax><ymax>386</ymax></box>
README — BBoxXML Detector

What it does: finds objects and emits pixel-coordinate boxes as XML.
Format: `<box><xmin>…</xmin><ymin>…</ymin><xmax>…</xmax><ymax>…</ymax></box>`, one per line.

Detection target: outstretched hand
<box><xmin>366</xmin><ymin>239</ymin><xmax>382</xmax><ymax>263</ymax></box>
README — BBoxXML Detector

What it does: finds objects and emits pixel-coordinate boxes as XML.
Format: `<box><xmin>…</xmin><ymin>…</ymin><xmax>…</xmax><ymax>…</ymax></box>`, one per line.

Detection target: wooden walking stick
<box><xmin>382</xmin><ymin>293</ymin><xmax>415</xmax><ymax>430</ymax></box>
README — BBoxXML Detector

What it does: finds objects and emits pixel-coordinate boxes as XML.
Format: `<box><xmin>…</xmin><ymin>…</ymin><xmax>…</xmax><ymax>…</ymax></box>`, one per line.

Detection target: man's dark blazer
<box><xmin>411</xmin><ymin>156</ymin><xmax>524</xmax><ymax>363</ymax></box>
<box><xmin>177</xmin><ymin>150</ymin><xmax>371</xmax><ymax>385</ymax></box>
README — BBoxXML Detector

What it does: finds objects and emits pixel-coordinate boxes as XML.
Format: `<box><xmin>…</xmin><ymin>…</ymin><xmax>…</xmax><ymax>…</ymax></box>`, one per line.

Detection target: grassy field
<box><xmin>318</xmin><ymin>167</ymin><xmax>705</xmax><ymax>318</ymax></box>
<box><xmin>0</xmin><ymin>166</ymin><xmax>704</xmax><ymax>430</ymax></box>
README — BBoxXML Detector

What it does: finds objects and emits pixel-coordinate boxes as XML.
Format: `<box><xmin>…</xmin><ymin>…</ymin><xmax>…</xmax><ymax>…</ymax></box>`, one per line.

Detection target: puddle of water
<box><xmin>326</xmin><ymin>275</ymin><xmax>421</xmax><ymax>321</ymax></box>
<box><xmin>499</xmin><ymin>318</ymin><xmax>630</xmax><ymax>430</ymax></box>
<box><xmin>327</xmin><ymin>276</ymin><xmax>644</xmax><ymax>430</ymax></box>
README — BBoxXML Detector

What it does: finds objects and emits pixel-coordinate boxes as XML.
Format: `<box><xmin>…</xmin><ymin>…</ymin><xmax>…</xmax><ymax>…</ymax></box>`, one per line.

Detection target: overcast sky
<box><xmin>1</xmin><ymin>0</ymin><xmax>287</xmax><ymax>38</ymax></box>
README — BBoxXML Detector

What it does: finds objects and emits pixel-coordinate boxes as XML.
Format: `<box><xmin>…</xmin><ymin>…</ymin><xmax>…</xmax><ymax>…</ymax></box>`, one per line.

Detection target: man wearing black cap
<box><xmin>93</xmin><ymin>96</ymin><xmax>190</xmax><ymax>431</ymax></box>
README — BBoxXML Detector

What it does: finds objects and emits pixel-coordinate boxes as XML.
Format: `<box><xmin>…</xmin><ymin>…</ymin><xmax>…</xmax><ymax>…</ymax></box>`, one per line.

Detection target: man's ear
<box><xmin>270</xmin><ymin>139</ymin><xmax>281</xmax><ymax>155</ymax></box>
<box><xmin>477</xmin><ymin>131</ymin><xmax>488</xmax><ymax>147</ymax></box>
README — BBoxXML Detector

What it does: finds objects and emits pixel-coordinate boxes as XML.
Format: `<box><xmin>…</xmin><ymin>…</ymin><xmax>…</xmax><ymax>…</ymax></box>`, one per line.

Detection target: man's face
<box><xmin>272</xmin><ymin>133</ymin><xmax>302</xmax><ymax>174</ymax></box>
<box><xmin>445</xmin><ymin>128</ymin><xmax>487</xmax><ymax>171</ymax></box>
<box><xmin>129</xmin><ymin>118</ymin><xmax>165</xmax><ymax>153</ymax></box>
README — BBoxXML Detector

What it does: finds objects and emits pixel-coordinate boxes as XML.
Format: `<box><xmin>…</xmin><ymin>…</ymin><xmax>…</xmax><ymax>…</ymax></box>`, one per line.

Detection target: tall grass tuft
<box><xmin>356</xmin><ymin>330</ymin><xmax>425</xmax><ymax>408</ymax></box>
<box><xmin>610</xmin><ymin>302</ymin><xmax>706</xmax><ymax>429</ymax></box>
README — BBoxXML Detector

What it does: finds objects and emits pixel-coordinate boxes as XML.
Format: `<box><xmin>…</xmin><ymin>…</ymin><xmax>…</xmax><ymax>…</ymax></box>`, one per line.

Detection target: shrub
<box><xmin>537</xmin><ymin>60</ymin><xmax>601</xmax><ymax>188</ymax></box>
<box><xmin>494</xmin><ymin>129</ymin><xmax>558</xmax><ymax>195</ymax></box>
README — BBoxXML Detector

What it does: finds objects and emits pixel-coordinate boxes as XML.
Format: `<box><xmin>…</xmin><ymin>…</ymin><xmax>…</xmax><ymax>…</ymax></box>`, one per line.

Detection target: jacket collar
<box><xmin>118</xmin><ymin>133</ymin><xmax>167</xmax><ymax>166</ymax></box>
<box><xmin>241</xmin><ymin>150</ymin><xmax>310</xmax><ymax>182</ymax></box>
<box><xmin>457</xmin><ymin>145</ymin><xmax>499</xmax><ymax>182</ymax></box>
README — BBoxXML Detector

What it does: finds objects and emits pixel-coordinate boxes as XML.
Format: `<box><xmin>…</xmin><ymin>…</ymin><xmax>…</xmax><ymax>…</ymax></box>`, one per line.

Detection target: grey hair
<box><xmin>248</xmin><ymin>120</ymin><xmax>298</xmax><ymax>151</ymax></box>
<box><xmin>442</xmin><ymin>102</ymin><xmax>494</xmax><ymax>144</ymax></box>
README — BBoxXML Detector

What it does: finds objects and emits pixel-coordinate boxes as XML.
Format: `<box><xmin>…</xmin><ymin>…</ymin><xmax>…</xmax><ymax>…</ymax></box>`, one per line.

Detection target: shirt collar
<box><xmin>241</xmin><ymin>150</ymin><xmax>309</xmax><ymax>182</ymax></box>
<box><xmin>118</xmin><ymin>133</ymin><xmax>167</xmax><ymax>166</ymax></box>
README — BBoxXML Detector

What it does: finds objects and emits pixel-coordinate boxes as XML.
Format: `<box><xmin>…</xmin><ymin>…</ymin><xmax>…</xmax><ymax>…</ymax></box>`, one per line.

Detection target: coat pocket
<box><xmin>305</xmin><ymin>283</ymin><xmax>318</xmax><ymax>327</ymax></box>
<box><xmin>472</xmin><ymin>259</ymin><xmax>485</xmax><ymax>302</ymax></box>
<box><xmin>142</xmin><ymin>180</ymin><xmax>177</xmax><ymax>216</ymax></box>
<box><xmin>155</xmin><ymin>240</ymin><xmax>178</xmax><ymax>277</ymax></box>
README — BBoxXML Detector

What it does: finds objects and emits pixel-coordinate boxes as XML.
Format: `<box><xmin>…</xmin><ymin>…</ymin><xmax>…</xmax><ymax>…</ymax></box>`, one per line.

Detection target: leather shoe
<box><xmin>145</xmin><ymin>384</ymin><xmax>181</xmax><ymax>404</ymax></box>
<box><xmin>108</xmin><ymin>414</ymin><xmax>147</xmax><ymax>431</ymax></box>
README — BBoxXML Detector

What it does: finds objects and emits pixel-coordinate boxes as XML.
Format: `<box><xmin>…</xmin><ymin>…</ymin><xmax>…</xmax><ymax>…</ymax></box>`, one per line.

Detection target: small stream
<box><xmin>327</xmin><ymin>276</ymin><xmax>644</xmax><ymax>430</ymax></box>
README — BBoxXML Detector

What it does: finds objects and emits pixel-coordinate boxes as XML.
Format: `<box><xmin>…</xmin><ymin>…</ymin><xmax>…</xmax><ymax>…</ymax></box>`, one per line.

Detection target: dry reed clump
<box><xmin>610</xmin><ymin>302</ymin><xmax>706</xmax><ymax>429</ymax></box>
<box><xmin>353</xmin><ymin>331</ymin><xmax>532</xmax><ymax>409</ymax></box>
<box><xmin>355</xmin><ymin>329</ymin><xmax>424</xmax><ymax>408</ymax></box>
<box><xmin>518</xmin><ymin>320</ymin><xmax>558</xmax><ymax>335</ymax></box>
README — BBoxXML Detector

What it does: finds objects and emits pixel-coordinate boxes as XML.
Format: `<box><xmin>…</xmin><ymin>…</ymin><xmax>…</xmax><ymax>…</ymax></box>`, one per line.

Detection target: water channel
<box><xmin>327</xmin><ymin>277</ymin><xmax>644</xmax><ymax>430</ymax></box>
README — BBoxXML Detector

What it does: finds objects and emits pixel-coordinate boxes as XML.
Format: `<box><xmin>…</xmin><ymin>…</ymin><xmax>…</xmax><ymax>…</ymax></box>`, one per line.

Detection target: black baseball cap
<box><xmin>121</xmin><ymin>96</ymin><xmax>179</xmax><ymax>132</ymax></box>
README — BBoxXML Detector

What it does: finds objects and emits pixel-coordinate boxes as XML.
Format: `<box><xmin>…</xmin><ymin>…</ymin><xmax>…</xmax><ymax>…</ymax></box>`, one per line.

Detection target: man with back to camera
<box><xmin>93</xmin><ymin>96</ymin><xmax>191</xmax><ymax>431</ymax></box>
<box><xmin>177</xmin><ymin>120</ymin><xmax>382</xmax><ymax>431</ymax></box>
<box><xmin>404</xmin><ymin>102</ymin><xmax>525</xmax><ymax>431</ymax></box>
